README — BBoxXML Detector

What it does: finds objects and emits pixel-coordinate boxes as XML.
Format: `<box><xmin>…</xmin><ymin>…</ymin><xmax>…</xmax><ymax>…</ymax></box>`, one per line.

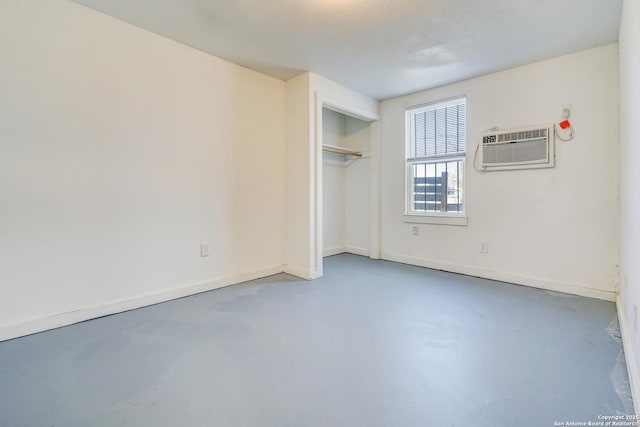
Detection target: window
<box><xmin>405</xmin><ymin>97</ymin><xmax>466</xmax><ymax>219</ymax></box>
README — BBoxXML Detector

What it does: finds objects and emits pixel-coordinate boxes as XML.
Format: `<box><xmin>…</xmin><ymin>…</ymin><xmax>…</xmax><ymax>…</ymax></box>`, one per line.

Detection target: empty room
<box><xmin>1</xmin><ymin>0</ymin><xmax>639</xmax><ymax>425</ymax></box>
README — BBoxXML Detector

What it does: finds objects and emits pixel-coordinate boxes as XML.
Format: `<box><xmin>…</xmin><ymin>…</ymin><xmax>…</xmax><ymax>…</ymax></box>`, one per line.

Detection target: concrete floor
<box><xmin>0</xmin><ymin>254</ymin><xmax>634</xmax><ymax>426</ymax></box>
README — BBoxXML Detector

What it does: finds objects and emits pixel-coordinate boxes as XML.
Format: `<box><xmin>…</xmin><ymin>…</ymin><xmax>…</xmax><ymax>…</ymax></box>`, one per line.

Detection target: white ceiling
<box><xmin>71</xmin><ymin>0</ymin><xmax>622</xmax><ymax>100</ymax></box>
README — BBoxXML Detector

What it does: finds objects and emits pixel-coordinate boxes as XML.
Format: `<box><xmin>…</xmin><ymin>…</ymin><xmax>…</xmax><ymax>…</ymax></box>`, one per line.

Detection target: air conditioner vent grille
<box><xmin>483</xmin><ymin>140</ymin><xmax>548</xmax><ymax>165</ymax></box>
<box><xmin>496</xmin><ymin>128</ymin><xmax>548</xmax><ymax>143</ymax></box>
<box><xmin>480</xmin><ymin>124</ymin><xmax>554</xmax><ymax>171</ymax></box>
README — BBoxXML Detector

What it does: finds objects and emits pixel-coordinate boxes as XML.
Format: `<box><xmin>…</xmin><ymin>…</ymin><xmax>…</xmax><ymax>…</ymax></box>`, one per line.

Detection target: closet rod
<box><xmin>322</xmin><ymin>144</ymin><xmax>362</xmax><ymax>157</ymax></box>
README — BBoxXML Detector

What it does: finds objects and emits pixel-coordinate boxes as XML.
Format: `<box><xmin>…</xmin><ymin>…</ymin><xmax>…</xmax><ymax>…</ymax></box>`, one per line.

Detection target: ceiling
<box><xmin>71</xmin><ymin>0</ymin><xmax>622</xmax><ymax>100</ymax></box>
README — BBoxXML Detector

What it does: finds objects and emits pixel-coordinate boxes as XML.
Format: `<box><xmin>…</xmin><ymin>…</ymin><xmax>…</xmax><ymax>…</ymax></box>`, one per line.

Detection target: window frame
<box><xmin>404</xmin><ymin>96</ymin><xmax>468</xmax><ymax>226</ymax></box>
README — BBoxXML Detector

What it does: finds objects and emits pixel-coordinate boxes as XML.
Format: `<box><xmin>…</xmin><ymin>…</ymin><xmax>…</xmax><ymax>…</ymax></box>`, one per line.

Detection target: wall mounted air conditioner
<box><xmin>480</xmin><ymin>124</ymin><xmax>554</xmax><ymax>171</ymax></box>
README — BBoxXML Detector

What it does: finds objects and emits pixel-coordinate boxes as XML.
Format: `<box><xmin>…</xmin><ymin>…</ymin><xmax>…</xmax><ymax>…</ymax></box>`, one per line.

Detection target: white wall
<box><xmin>311</xmin><ymin>74</ymin><xmax>380</xmax><ymax>124</ymax></box>
<box><xmin>618</xmin><ymin>0</ymin><xmax>640</xmax><ymax>413</ymax></box>
<box><xmin>284</xmin><ymin>73</ymin><xmax>315</xmax><ymax>279</ymax></box>
<box><xmin>0</xmin><ymin>0</ymin><xmax>286</xmax><ymax>340</ymax></box>
<box><xmin>380</xmin><ymin>44</ymin><xmax>619</xmax><ymax>301</ymax></box>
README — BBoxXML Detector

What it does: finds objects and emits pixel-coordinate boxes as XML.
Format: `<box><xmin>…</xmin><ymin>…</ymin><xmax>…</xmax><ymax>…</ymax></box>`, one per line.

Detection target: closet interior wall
<box><xmin>322</xmin><ymin>108</ymin><xmax>371</xmax><ymax>257</ymax></box>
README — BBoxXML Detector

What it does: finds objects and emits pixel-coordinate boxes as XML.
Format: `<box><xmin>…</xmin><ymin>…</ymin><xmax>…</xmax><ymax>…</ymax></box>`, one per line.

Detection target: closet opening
<box><xmin>321</xmin><ymin>107</ymin><xmax>376</xmax><ymax>263</ymax></box>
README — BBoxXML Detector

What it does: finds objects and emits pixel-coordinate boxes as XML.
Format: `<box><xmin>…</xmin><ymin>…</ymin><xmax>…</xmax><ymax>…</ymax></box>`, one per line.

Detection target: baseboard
<box><xmin>283</xmin><ymin>264</ymin><xmax>314</xmax><ymax>280</ymax></box>
<box><xmin>323</xmin><ymin>246</ymin><xmax>370</xmax><ymax>258</ymax></box>
<box><xmin>617</xmin><ymin>297</ymin><xmax>640</xmax><ymax>415</ymax></box>
<box><xmin>382</xmin><ymin>252</ymin><xmax>617</xmax><ymax>302</ymax></box>
<box><xmin>0</xmin><ymin>265</ymin><xmax>284</xmax><ymax>343</ymax></box>
<box><xmin>323</xmin><ymin>246</ymin><xmax>346</xmax><ymax>257</ymax></box>
<box><xmin>344</xmin><ymin>246</ymin><xmax>370</xmax><ymax>257</ymax></box>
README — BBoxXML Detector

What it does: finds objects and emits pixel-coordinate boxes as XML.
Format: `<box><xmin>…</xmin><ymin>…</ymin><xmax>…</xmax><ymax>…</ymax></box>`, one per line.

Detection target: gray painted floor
<box><xmin>0</xmin><ymin>254</ymin><xmax>634</xmax><ymax>426</ymax></box>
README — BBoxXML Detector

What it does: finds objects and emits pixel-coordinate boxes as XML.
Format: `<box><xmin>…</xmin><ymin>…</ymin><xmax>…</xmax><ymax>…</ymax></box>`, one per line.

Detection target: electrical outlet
<box><xmin>479</xmin><ymin>241</ymin><xmax>488</xmax><ymax>253</ymax></box>
<box><xmin>200</xmin><ymin>243</ymin><xmax>210</xmax><ymax>257</ymax></box>
<box><xmin>412</xmin><ymin>225</ymin><xmax>419</xmax><ymax>236</ymax></box>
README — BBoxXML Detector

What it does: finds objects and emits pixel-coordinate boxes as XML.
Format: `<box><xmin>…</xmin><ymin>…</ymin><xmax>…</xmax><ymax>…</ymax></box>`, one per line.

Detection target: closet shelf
<box><xmin>322</xmin><ymin>144</ymin><xmax>362</xmax><ymax>157</ymax></box>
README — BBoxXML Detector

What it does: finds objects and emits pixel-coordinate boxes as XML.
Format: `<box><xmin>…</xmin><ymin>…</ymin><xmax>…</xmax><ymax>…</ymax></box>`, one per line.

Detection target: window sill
<box><xmin>403</xmin><ymin>214</ymin><xmax>468</xmax><ymax>226</ymax></box>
